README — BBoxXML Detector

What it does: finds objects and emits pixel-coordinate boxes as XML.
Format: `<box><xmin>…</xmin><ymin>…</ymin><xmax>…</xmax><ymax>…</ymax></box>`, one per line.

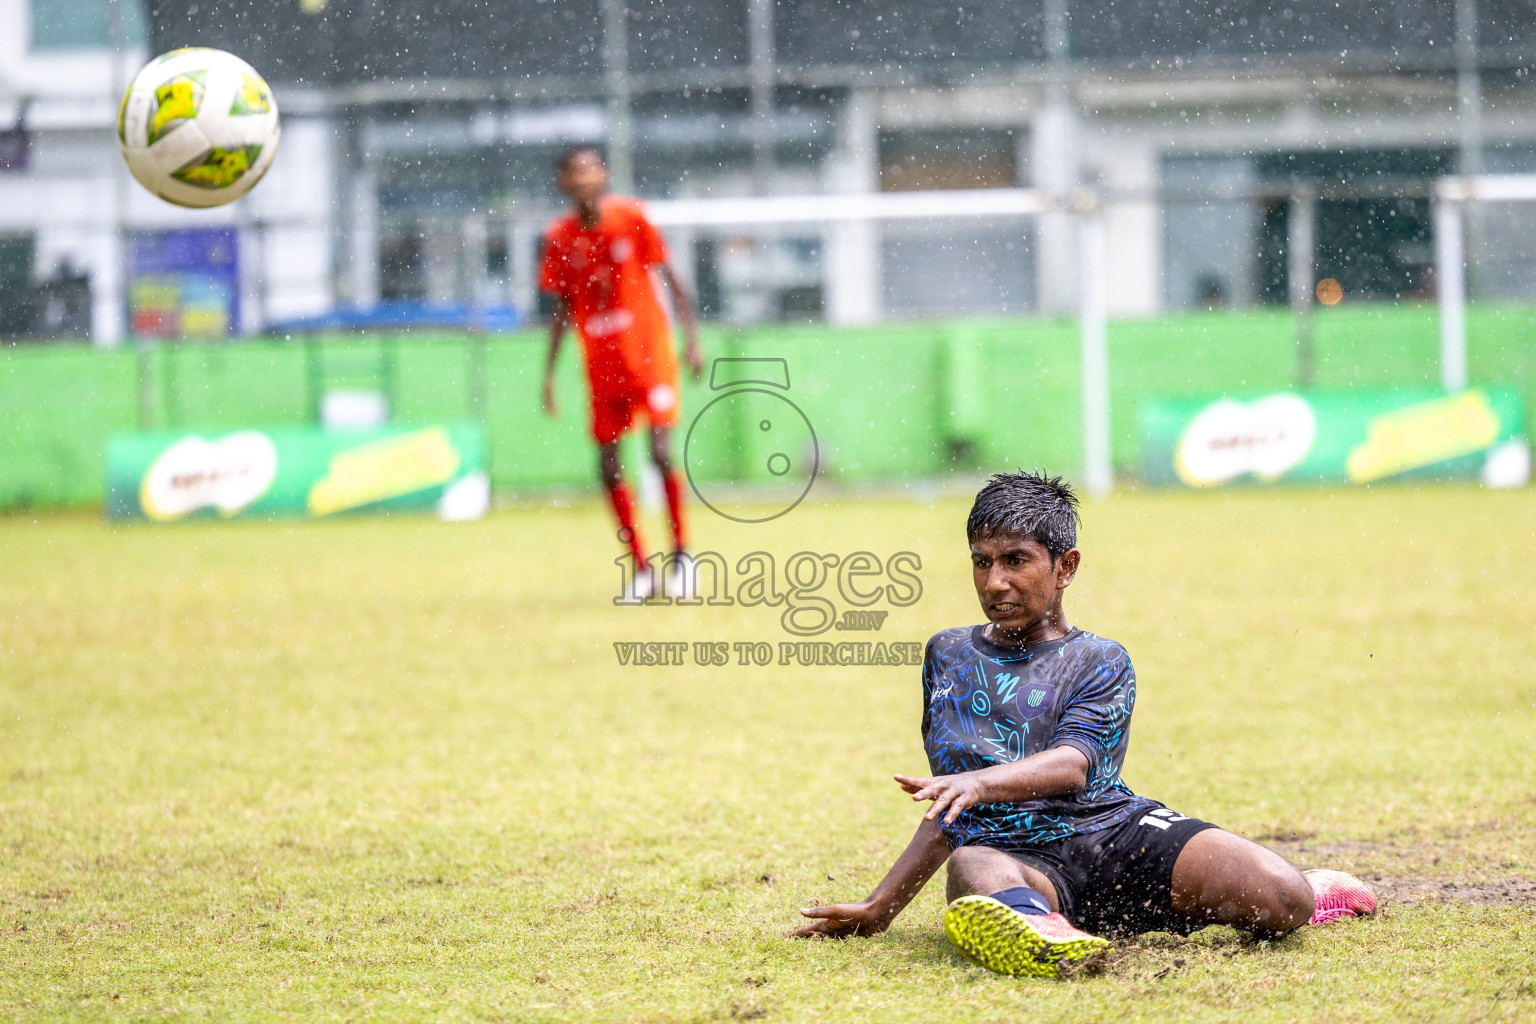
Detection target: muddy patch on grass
<box><xmin>1269</xmin><ymin>836</ymin><xmax>1479</xmax><ymax>876</ymax></box>
<box><xmin>1270</xmin><ymin>836</ymin><xmax>1412</xmax><ymax>862</ymax></box>
<box><xmin>1264</xmin><ymin>836</ymin><xmax>1536</xmax><ymax>906</ymax></box>
<box><xmin>1371</xmin><ymin>875</ymin><xmax>1536</xmax><ymax>907</ymax></box>
<box><xmin>1072</xmin><ymin>926</ymin><xmax>1284</xmax><ymax>981</ymax></box>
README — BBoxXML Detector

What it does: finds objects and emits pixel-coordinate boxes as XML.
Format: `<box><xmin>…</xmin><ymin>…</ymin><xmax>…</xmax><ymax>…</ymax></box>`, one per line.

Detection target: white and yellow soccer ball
<box><xmin>118</xmin><ymin>47</ymin><xmax>280</xmax><ymax>209</ymax></box>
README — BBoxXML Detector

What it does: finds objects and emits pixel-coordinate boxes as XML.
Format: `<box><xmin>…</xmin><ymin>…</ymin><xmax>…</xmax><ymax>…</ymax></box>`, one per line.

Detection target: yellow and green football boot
<box><xmin>944</xmin><ymin>895</ymin><xmax>1112</xmax><ymax>978</ymax></box>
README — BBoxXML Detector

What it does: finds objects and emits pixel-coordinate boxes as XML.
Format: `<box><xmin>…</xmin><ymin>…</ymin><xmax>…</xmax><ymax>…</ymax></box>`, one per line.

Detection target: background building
<box><xmin>0</xmin><ymin>0</ymin><xmax>332</xmax><ymax>344</ymax></box>
<box><xmin>5</xmin><ymin>0</ymin><xmax>1536</xmax><ymax>341</ymax></box>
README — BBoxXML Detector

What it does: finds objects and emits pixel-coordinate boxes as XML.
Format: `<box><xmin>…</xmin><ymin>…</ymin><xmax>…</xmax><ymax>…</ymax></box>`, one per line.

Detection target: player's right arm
<box><xmin>788</xmin><ymin>815</ymin><xmax>949</xmax><ymax>938</ymax></box>
<box><xmin>893</xmin><ymin>640</ymin><xmax>1134</xmax><ymax>821</ymax></box>
<box><xmin>893</xmin><ymin>744</ymin><xmax>1091</xmax><ymax>824</ymax></box>
<box><xmin>541</xmin><ymin>294</ymin><xmax>570</xmax><ymax>417</ymax></box>
<box><xmin>537</xmin><ymin>227</ymin><xmax>571</xmax><ymax>418</ymax></box>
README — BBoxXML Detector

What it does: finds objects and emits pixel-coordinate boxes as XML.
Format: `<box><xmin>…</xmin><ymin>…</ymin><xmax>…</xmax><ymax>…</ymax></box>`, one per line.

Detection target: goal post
<box><xmin>645</xmin><ymin>187</ymin><xmax>1056</xmax><ymax>225</ymax></box>
<box><xmin>643</xmin><ymin>187</ymin><xmax>1113</xmax><ymax>497</ymax></box>
<box><xmin>1435</xmin><ymin>173</ymin><xmax>1536</xmax><ymax>392</ymax></box>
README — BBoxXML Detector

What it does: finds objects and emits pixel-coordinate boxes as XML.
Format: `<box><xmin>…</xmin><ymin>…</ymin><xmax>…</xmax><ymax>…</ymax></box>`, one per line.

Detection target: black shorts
<box><xmin>997</xmin><ymin>802</ymin><xmax>1219</xmax><ymax>937</ymax></box>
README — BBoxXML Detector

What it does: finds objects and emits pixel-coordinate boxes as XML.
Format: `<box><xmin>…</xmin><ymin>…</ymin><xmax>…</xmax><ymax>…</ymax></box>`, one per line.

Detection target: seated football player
<box><xmin>789</xmin><ymin>471</ymin><xmax>1375</xmax><ymax>977</ymax></box>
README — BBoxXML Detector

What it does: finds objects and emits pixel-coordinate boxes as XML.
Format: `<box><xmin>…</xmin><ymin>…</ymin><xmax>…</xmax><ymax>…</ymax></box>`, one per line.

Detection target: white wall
<box><xmin>1083</xmin><ymin>133</ymin><xmax>1160</xmax><ymax>316</ymax></box>
<box><xmin>0</xmin><ymin>0</ymin><xmax>144</xmax><ymax>102</ymax></box>
<box><xmin>244</xmin><ymin>116</ymin><xmax>337</xmax><ymax>325</ymax></box>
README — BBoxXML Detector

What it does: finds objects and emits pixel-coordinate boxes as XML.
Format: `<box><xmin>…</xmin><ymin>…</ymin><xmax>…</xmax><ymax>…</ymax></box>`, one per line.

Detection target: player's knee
<box><xmin>650</xmin><ymin>448</ymin><xmax>674</xmax><ymax>476</ymax></box>
<box><xmin>944</xmin><ymin>846</ymin><xmax>992</xmax><ymax>899</ymax></box>
<box><xmin>948</xmin><ymin>845</ymin><xmax>984</xmax><ymax>873</ymax></box>
<box><xmin>945</xmin><ymin>845</ymin><xmax>1041</xmax><ymax>903</ymax></box>
<box><xmin>1261</xmin><ymin>864</ymin><xmax>1314</xmax><ymax>933</ymax></box>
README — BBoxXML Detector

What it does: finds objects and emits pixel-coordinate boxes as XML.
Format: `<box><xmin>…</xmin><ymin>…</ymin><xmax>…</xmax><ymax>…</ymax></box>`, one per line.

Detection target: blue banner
<box><xmin>130</xmin><ymin>228</ymin><xmax>240</xmax><ymax>340</ymax></box>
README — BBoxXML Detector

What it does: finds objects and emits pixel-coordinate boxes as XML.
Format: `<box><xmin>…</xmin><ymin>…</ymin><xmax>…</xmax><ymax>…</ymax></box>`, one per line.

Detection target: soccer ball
<box><xmin>118</xmin><ymin>48</ymin><xmax>280</xmax><ymax>209</ymax></box>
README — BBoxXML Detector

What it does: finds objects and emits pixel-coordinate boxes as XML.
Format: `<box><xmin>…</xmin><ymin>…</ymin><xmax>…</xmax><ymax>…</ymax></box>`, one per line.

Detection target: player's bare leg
<box><xmin>649</xmin><ymin>425</ymin><xmax>684</xmax><ymax>548</ymax></box>
<box><xmin>598</xmin><ymin>441</ymin><xmax>649</xmax><ymax>597</ymax></box>
<box><xmin>649</xmin><ymin>425</ymin><xmax>690</xmax><ymax>596</ymax></box>
<box><xmin>1169</xmin><ymin>828</ymin><xmax>1318</xmax><ymax>935</ymax></box>
<box><xmin>945</xmin><ymin>845</ymin><xmax>1061</xmax><ymax>909</ymax></box>
<box><xmin>943</xmin><ymin>845</ymin><xmax>1110</xmax><ymax>978</ymax></box>
<box><xmin>648</xmin><ymin>425</ymin><xmax>674</xmax><ymax>478</ymax></box>
<box><xmin>598</xmin><ymin>441</ymin><xmax>624</xmax><ymax>491</ymax></box>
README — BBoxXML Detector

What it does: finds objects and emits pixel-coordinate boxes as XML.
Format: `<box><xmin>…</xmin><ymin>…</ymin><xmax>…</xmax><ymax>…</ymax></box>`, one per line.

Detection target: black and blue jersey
<box><xmin>921</xmin><ymin>625</ymin><xmax>1150</xmax><ymax>849</ymax></box>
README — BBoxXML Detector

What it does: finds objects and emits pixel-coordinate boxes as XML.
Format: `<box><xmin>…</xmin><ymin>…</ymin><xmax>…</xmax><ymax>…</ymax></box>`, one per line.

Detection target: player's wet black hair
<box><xmin>966</xmin><ymin>470</ymin><xmax>1081</xmax><ymax>560</ymax></box>
<box><xmin>555</xmin><ymin>145</ymin><xmax>605</xmax><ymax>173</ymax></box>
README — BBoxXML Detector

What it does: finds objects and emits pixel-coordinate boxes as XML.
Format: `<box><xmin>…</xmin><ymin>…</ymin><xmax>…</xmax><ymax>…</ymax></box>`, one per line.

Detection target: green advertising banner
<box><xmin>105</xmin><ymin>424</ymin><xmax>489</xmax><ymax>521</ymax></box>
<box><xmin>1139</xmin><ymin>388</ymin><xmax>1529</xmax><ymax>488</ymax></box>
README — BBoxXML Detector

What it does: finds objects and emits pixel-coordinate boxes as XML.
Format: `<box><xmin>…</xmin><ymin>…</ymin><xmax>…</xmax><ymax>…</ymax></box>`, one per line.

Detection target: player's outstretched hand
<box><xmin>684</xmin><ymin>338</ymin><xmax>704</xmax><ymax>380</ymax></box>
<box><xmin>895</xmin><ymin>771</ymin><xmax>987</xmax><ymax>825</ymax></box>
<box><xmin>541</xmin><ymin>374</ymin><xmax>558</xmax><ymax>417</ymax></box>
<box><xmin>788</xmin><ymin>899</ymin><xmax>891</xmax><ymax>939</ymax></box>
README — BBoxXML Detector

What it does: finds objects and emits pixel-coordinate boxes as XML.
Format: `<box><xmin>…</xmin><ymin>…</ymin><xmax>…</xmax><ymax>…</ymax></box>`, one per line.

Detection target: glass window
<box><xmin>0</xmin><ymin>233</ymin><xmax>35</xmax><ymax>289</ymax></box>
<box><xmin>31</xmin><ymin>0</ymin><xmax>147</xmax><ymax>50</ymax></box>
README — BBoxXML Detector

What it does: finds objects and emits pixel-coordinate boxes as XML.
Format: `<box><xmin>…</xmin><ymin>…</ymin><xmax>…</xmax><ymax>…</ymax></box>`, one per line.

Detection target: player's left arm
<box><xmin>789</xmin><ymin>814</ymin><xmax>951</xmax><ymax>938</ymax></box>
<box><xmin>635</xmin><ymin>210</ymin><xmax>703</xmax><ymax>379</ymax></box>
<box><xmin>657</xmin><ymin>263</ymin><xmax>703</xmax><ymax>379</ymax></box>
<box><xmin>894</xmin><ymin>745</ymin><xmax>1090</xmax><ymax>825</ymax></box>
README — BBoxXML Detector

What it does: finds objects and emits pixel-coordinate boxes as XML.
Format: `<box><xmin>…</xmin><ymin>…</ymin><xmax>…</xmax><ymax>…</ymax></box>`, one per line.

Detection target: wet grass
<box><xmin>2</xmin><ymin>486</ymin><xmax>1534</xmax><ymax>1022</ymax></box>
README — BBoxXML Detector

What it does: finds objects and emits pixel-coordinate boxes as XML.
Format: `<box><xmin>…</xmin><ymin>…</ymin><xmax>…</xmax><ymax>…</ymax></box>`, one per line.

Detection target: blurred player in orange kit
<box><xmin>539</xmin><ymin>147</ymin><xmax>703</xmax><ymax>594</ymax></box>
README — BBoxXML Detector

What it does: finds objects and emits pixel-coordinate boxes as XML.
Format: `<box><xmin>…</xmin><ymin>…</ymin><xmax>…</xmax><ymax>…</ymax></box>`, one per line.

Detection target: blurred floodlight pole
<box><xmin>1435</xmin><ymin>191</ymin><xmax>1468</xmax><ymax>391</ymax></box>
<box><xmin>748</xmin><ymin>0</ymin><xmax>776</xmax><ymax>194</ymax></box>
<box><xmin>1433</xmin><ymin>0</ymin><xmax>1481</xmax><ymax>395</ymax></box>
<box><xmin>746</xmin><ymin>0</ymin><xmax>776</xmax><ymax>320</ymax></box>
<box><xmin>108</xmin><ymin>0</ymin><xmax>130</xmax><ymax>351</ymax></box>
<box><xmin>347</xmin><ymin>124</ymin><xmax>381</xmax><ymax>308</ymax></box>
<box><xmin>1455</xmin><ymin>0</ymin><xmax>1484</xmax><ymax>296</ymax></box>
<box><xmin>1287</xmin><ymin>189</ymin><xmax>1316</xmax><ymax>388</ymax></box>
<box><xmin>602</xmin><ymin>0</ymin><xmax>634</xmax><ymax>193</ymax></box>
<box><xmin>1078</xmin><ymin>204</ymin><xmax>1112</xmax><ymax>499</ymax></box>
<box><xmin>822</xmin><ymin>94</ymin><xmax>887</xmax><ymax>325</ymax></box>
<box><xmin>1455</xmin><ymin>0</ymin><xmax>1484</xmax><ymax>178</ymax></box>
<box><xmin>1035</xmin><ymin>0</ymin><xmax>1079</xmax><ymax>315</ymax></box>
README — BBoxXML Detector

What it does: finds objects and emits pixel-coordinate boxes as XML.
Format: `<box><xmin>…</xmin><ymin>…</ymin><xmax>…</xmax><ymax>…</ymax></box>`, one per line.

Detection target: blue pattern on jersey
<box><xmin>921</xmin><ymin>626</ymin><xmax>1150</xmax><ymax>849</ymax></box>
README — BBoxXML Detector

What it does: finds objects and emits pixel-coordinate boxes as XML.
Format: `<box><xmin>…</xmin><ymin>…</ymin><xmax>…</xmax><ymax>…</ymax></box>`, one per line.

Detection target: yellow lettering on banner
<box><xmin>1346</xmin><ymin>391</ymin><xmax>1501</xmax><ymax>483</ymax></box>
<box><xmin>307</xmin><ymin>427</ymin><xmax>461</xmax><ymax>516</ymax></box>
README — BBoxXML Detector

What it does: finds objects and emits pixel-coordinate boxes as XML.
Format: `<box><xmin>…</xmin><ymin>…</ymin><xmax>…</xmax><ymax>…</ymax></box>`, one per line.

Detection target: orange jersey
<box><xmin>539</xmin><ymin>195</ymin><xmax>678</xmax><ymax>392</ymax></box>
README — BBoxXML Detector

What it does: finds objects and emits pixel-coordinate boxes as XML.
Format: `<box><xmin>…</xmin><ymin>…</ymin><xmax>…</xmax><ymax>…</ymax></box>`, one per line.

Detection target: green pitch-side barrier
<box><xmin>1139</xmin><ymin>388</ymin><xmax>1528</xmax><ymax>488</ymax></box>
<box><xmin>2</xmin><ymin>303</ymin><xmax>1535</xmax><ymax>510</ymax></box>
<box><xmin>104</xmin><ymin>423</ymin><xmax>489</xmax><ymax>522</ymax></box>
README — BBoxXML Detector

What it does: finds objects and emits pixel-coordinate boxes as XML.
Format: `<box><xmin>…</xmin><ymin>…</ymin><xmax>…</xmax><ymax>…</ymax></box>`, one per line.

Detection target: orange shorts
<box><xmin>589</xmin><ymin>377</ymin><xmax>681</xmax><ymax>445</ymax></box>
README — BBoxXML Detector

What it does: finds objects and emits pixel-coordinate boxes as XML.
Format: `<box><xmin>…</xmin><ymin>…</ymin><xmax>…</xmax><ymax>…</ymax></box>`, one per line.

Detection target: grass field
<box><xmin>2</xmin><ymin>486</ymin><xmax>1534</xmax><ymax>1022</ymax></box>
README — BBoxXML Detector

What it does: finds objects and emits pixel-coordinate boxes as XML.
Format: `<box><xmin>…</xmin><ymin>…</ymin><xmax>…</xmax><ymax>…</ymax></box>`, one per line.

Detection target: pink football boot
<box><xmin>1305</xmin><ymin>869</ymin><xmax>1377</xmax><ymax>925</ymax></box>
